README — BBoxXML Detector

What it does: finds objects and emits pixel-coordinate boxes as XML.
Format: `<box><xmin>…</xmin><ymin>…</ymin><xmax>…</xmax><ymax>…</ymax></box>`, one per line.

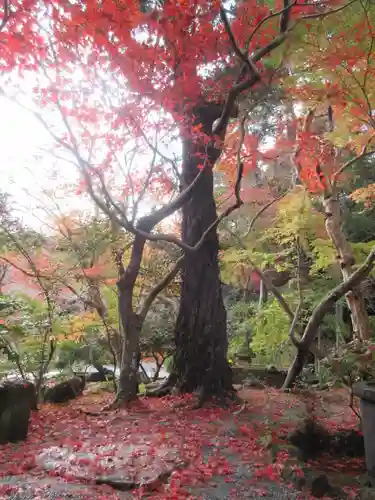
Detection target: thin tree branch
<box><xmin>250</xmin><ymin>261</ymin><xmax>295</xmax><ymax>319</ymax></box>
<box><xmin>332</xmin><ymin>138</ymin><xmax>375</xmax><ymax>188</ymax></box>
<box><xmin>247</xmin><ymin>0</ymin><xmax>297</xmax><ymax>48</ymax></box>
<box><xmin>138</xmin><ymin>256</ymin><xmax>183</xmax><ymax>321</ymax></box>
<box><xmin>283</xmin><ymin>244</ymin><xmax>375</xmax><ymax>388</ymax></box>
<box><xmin>243</xmin><ymin>192</ymin><xmax>287</xmax><ymax>238</ymax></box>
<box><xmin>300</xmin><ymin>0</ymin><xmax>359</xmax><ymax>19</ymax></box>
<box><xmin>299</xmin><ymin>245</ymin><xmax>375</xmax><ymax>349</ymax></box>
<box><xmin>0</xmin><ymin>256</ymin><xmax>99</xmax><ymax>311</ymax></box>
<box><xmin>214</xmin><ymin>2</ymin><xmax>293</xmax><ymax>137</ymax></box>
<box><xmin>220</xmin><ymin>6</ymin><xmax>259</xmax><ymax>75</ymax></box>
<box><xmin>289</xmin><ymin>300</ymin><xmax>302</xmax><ymax>348</ymax></box>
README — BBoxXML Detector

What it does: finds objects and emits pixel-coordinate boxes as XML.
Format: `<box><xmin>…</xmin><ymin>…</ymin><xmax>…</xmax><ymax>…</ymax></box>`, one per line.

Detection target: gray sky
<box><xmin>0</xmin><ymin>96</ymin><xmax>90</xmax><ymax>232</ymax></box>
<box><xmin>0</xmin><ymin>95</ymin><xmax>182</xmax><ymax>235</ymax></box>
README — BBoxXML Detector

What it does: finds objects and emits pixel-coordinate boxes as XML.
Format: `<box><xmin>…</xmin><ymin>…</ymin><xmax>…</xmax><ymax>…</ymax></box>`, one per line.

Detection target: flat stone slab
<box><xmin>36</xmin><ymin>442</ymin><xmax>182</xmax><ymax>491</ymax></box>
<box><xmin>354</xmin><ymin>382</ymin><xmax>375</xmax><ymax>403</ymax></box>
<box><xmin>0</xmin><ymin>476</ymin><xmax>111</xmax><ymax>499</ymax></box>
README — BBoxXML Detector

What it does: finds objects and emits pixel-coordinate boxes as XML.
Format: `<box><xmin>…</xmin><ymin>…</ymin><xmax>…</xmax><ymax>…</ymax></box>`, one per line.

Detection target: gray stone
<box><xmin>242</xmin><ymin>375</ymin><xmax>263</xmax><ymax>388</ymax></box>
<box><xmin>0</xmin><ymin>381</ymin><xmax>35</xmax><ymax>444</ymax></box>
<box><xmin>309</xmin><ymin>474</ymin><xmax>333</xmax><ymax>497</ymax></box>
<box><xmin>357</xmin><ymin>487</ymin><xmax>375</xmax><ymax>499</ymax></box>
<box><xmin>354</xmin><ymin>382</ymin><xmax>375</xmax><ymax>480</ymax></box>
<box><xmin>37</xmin><ymin>442</ymin><xmax>182</xmax><ymax>491</ymax></box>
<box><xmin>0</xmin><ymin>476</ymin><xmax>107</xmax><ymax>499</ymax></box>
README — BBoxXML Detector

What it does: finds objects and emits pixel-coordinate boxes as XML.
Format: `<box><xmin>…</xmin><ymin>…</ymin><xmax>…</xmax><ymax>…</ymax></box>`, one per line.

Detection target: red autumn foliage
<box><xmin>3</xmin><ymin>1</ymin><xmax>354</xmax><ymax>185</ymax></box>
<box><xmin>0</xmin><ymin>388</ymin><xmax>364</xmax><ymax>499</ymax></box>
<box><xmin>1</xmin><ymin>3</ymin><xmax>374</xmax><ymax>496</ymax></box>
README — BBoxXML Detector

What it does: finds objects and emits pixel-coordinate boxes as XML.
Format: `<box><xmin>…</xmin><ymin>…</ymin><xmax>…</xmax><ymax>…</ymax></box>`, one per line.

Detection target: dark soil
<box><xmin>286</xmin><ymin>417</ymin><xmax>364</xmax><ymax>461</ymax></box>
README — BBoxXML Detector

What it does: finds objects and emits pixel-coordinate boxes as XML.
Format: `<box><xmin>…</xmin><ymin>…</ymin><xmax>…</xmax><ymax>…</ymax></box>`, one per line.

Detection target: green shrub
<box><xmin>249</xmin><ymin>300</ymin><xmax>292</xmax><ymax>368</ymax></box>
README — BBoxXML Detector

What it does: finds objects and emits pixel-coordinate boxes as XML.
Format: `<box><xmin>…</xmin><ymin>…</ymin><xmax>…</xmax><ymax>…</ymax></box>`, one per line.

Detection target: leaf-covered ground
<box><xmin>0</xmin><ymin>387</ymin><xmax>365</xmax><ymax>499</ymax></box>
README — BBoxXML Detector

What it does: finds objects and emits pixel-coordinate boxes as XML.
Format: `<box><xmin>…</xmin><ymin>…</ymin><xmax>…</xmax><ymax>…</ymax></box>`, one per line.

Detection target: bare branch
<box><xmin>214</xmin><ymin>1</ymin><xmax>295</xmax><ymax>137</ymax></box>
<box><xmin>214</xmin><ymin>24</ymin><xmax>291</xmax><ymax>137</ymax></box>
<box><xmin>283</xmin><ymin>244</ymin><xmax>375</xmax><ymax>388</ymax></box>
<box><xmin>0</xmin><ymin>256</ymin><xmax>99</xmax><ymax>311</ymax></box>
<box><xmin>332</xmin><ymin>137</ymin><xmax>375</xmax><ymax>187</ymax></box>
<box><xmin>130</xmin><ymin>116</ymin><xmax>180</xmax><ymax>180</ymax></box>
<box><xmin>5</xmin><ymin>88</ymin><xmax>202</xmax><ymax>252</ymax></box>
<box><xmin>244</xmin><ymin>192</ymin><xmax>287</xmax><ymax>238</ymax></box>
<box><xmin>300</xmin><ymin>0</ymin><xmax>359</xmax><ymax>19</ymax></box>
<box><xmin>247</xmin><ymin>0</ymin><xmax>297</xmax><ymax>48</ymax></box>
<box><xmin>250</xmin><ymin>261</ymin><xmax>295</xmax><ymax>319</ymax></box>
<box><xmin>301</xmin><ymin>245</ymin><xmax>375</xmax><ymax>348</ymax></box>
<box><xmin>251</xmin><ymin>33</ymin><xmax>288</xmax><ymax>63</ymax></box>
<box><xmin>220</xmin><ymin>7</ymin><xmax>259</xmax><ymax>75</ymax></box>
<box><xmin>138</xmin><ymin>256</ymin><xmax>183</xmax><ymax>321</ymax></box>
<box><xmin>289</xmin><ymin>301</ymin><xmax>302</xmax><ymax>348</ymax></box>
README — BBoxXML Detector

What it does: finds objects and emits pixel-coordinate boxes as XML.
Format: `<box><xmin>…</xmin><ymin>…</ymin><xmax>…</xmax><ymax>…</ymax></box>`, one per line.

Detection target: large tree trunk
<box><xmin>168</xmin><ymin>104</ymin><xmax>234</xmax><ymax>401</ymax></box>
<box><xmin>323</xmin><ymin>195</ymin><xmax>371</xmax><ymax>341</ymax></box>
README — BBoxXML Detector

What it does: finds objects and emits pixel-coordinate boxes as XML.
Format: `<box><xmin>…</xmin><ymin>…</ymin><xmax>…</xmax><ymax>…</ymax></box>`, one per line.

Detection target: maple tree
<box><xmin>0</xmin><ymin>200</ymin><xmax>59</xmax><ymax>400</ymax></box>
<box><xmin>2</xmin><ymin>0</ymin><xmax>371</xmax><ymax>406</ymax></box>
<box><xmin>52</xmin><ymin>209</ymin><xmax>180</xmax><ymax>382</ymax></box>
<box><xmin>4</xmin><ymin>2</ymin><xmax>375</xmax><ymax>495</ymax></box>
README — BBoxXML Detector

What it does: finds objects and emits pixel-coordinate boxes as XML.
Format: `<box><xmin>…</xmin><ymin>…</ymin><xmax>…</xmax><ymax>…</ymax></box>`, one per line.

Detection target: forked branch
<box><xmin>138</xmin><ymin>256</ymin><xmax>183</xmax><ymax>321</ymax></box>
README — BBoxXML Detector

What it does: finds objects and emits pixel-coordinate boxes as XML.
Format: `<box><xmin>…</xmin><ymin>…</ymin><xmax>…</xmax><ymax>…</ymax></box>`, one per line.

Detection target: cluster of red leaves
<box><xmin>2</xmin><ymin>0</ymin><xmax>358</xmax><ymax>206</ymax></box>
<box><xmin>294</xmin><ymin>131</ymin><xmax>338</xmax><ymax>194</ymax></box>
<box><xmin>0</xmin><ymin>388</ymin><xmax>364</xmax><ymax>499</ymax></box>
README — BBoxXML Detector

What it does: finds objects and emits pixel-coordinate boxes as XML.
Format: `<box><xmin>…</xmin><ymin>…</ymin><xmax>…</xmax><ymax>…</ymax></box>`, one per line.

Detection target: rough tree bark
<box><xmin>114</xmin><ymin>223</ymin><xmax>181</xmax><ymax>404</ymax></box>
<box><xmin>111</xmin><ymin>231</ymin><xmax>149</xmax><ymax>404</ymax></box>
<box><xmin>323</xmin><ymin>195</ymin><xmax>371</xmax><ymax>341</ymax></box>
<box><xmin>73</xmin><ymin>1</ymin><xmax>293</xmax><ymax>405</ymax></box>
<box><xmin>163</xmin><ymin>4</ymin><xmax>293</xmax><ymax>402</ymax></box>
<box><xmin>167</xmin><ymin>104</ymin><xmax>235</xmax><ymax>402</ymax></box>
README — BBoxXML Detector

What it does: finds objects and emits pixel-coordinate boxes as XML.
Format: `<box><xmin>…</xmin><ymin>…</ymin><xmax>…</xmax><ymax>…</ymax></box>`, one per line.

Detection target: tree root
<box><xmin>144</xmin><ymin>375</ymin><xmax>176</xmax><ymax>397</ymax></box>
<box><xmin>192</xmin><ymin>386</ymin><xmax>241</xmax><ymax>409</ymax></box>
<box><xmin>144</xmin><ymin>384</ymin><xmax>173</xmax><ymax>397</ymax></box>
<box><xmin>144</xmin><ymin>373</ymin><xmax>241</xmax><ymax>410</ymax></box>
<box><xmin>79</xmin><ymin>408</ymin><xmax>105</xmax><ymax>416</ymax></box>
<box><xmin>101</xmin><ymin>401</ymin><xmax>122</xmax><ymax>412</ymax></box>
<box><xmin>101</xmin><ymin>391</ymin><xmax>135</xmax><ymax>411</ymax></box>
<box><xmin>233</xmin><ymin>401</ymin><xmax>248</xmax><ymax>417</ymax></box>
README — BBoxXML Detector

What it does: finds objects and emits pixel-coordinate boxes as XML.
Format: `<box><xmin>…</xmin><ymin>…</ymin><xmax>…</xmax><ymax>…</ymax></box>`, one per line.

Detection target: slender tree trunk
<box><xmin>258</xmin><ymin>279</ymin><xmax>268</xmax><ymax>309</ymax></box>
<box><xmin>111</xmin><ymin>231</ymin><xmax>148</xmax><ymax>406</ymax></box>
<box><xmin>168</xmin><ymin>104</ymin><xmax>234</xmax><ymax>401</ymax></box>
<box><xmin>117</xmin><ymin>292</ymin><xmax>142</xmax><ymax>402</ymax></box>
<box><xmin>323</xmin><ymin>195</ymin><xmax>371</xmax><ymax>341</ymax></box>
